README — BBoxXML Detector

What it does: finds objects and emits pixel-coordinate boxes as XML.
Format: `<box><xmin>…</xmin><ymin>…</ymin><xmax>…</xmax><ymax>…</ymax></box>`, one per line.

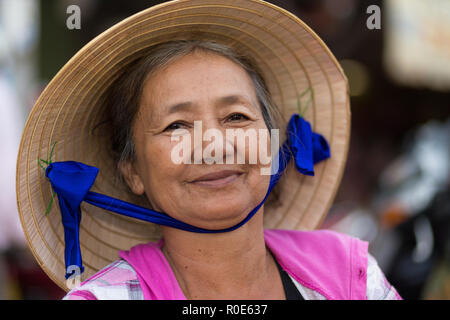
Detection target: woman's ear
<box><xmin>118</xmin><ymin>160</ymin><xmax>145</xmax><ymax>195</ymax></box>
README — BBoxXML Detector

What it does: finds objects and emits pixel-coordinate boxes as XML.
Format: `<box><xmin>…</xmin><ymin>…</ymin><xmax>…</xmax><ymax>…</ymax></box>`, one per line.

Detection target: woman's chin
<box><xmin>182</xmin><ymin>203</ymin><xmax>254</xmax><ymax>230</ymax></box>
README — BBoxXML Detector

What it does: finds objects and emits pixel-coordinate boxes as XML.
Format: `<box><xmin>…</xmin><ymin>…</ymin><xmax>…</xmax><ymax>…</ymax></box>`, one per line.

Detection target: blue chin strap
<box><xmin>44</xmin><ymin>114</ymin><xmax>330</xmax><ymax>279</ymax></box>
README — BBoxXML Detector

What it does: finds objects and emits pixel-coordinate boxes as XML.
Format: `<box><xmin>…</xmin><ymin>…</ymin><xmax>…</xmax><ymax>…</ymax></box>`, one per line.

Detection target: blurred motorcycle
<box><xmin>372</xmin><ymin>117</ymin><xmax>450</xmax><ymax>299</ymax></box>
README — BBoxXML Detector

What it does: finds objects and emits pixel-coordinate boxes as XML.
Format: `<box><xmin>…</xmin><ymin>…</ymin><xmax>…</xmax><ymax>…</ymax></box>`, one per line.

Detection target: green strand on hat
<box><xmin>297</xmin><ymin>87</ymin><xmax>314</xmax><ymax>118</ymax></box>
<box><xmin>37</xmin><ymin>141</ymin><xmax>57</xmax><ymax>215</ymax></box>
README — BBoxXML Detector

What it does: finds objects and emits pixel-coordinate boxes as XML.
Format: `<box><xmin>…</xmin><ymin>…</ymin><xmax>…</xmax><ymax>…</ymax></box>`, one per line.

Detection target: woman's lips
<box><xmin>189</xmin><ymin>170</ymin><xmax>244</xmax><ymax>187</ymax></box>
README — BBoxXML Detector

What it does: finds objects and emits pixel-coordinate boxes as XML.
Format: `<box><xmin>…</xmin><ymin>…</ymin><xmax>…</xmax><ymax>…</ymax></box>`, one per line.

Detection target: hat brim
<box><xmin>16</xmin><ymin>0</ymin><xmax>350</xmax><ymax>291</ymax></box>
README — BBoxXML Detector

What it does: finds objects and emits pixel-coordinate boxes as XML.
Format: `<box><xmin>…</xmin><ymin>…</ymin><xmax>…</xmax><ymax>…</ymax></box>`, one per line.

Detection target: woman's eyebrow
<box><xmin>217</xmin><ymin>94</ymin><xmax>251</xmax><ymax>107</ymax></box>
<box><xmin>167</xmin><ymin>101</ymin><xmax>193</xmax><ymax>114</ymax></box>
<box><xmin>166</xmin><ymin>94</ymin><xmax>255</xmax><ymax>115</ymax></box>
<box><xmin>218</xmin><ymin>94</ymin><xmax>258</xmax><ymax>112</ymax></box>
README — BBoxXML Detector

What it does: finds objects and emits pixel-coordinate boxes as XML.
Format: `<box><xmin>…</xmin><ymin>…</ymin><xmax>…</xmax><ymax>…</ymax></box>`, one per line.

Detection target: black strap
<box><xmin>273</xmin><ymin>256</ymin><xmax>305</xmax><ymax>300</ymax></box>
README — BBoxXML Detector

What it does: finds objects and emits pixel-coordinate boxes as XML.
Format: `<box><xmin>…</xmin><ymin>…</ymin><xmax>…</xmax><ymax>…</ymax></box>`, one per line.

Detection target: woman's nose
<box><xmin>191</xmin><ymin>119</ymin><xmax>233</xmax><ymax>165</ymax></box>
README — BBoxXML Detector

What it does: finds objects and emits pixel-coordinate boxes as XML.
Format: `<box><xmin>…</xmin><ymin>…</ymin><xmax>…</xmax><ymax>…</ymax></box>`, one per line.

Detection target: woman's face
<box><xmin>121</xmin><ymin>50</ymin><xmax>271</xmax><ymax>230</ymax></box>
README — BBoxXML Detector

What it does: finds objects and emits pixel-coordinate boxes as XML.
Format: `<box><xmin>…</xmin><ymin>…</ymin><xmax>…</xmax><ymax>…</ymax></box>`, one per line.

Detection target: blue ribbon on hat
<box><xmin>43</xmin><ymin>113</ymin><xmax>330</xmax><ymax>279</ymax></box>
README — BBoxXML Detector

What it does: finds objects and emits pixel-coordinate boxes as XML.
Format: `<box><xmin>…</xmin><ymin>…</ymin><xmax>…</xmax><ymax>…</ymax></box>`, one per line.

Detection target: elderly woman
<box><xmin>16</xmin><ymin>0</ymin><xmax>401</xmax><ymax>300</ymax></box>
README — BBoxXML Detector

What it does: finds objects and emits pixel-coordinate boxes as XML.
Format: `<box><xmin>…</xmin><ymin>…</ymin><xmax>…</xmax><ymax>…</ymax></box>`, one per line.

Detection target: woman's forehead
<box><xmin>139</xmin><ymin>52</ymin><xmax>258</xmax><ymax>115</ymax></box>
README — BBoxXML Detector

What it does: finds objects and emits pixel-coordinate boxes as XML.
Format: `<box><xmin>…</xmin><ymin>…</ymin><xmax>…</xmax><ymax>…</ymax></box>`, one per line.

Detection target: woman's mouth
<box><xmin>189</xmin><ymin>170</ymin><xmax>244</xmax><ymax>188</ymax></box>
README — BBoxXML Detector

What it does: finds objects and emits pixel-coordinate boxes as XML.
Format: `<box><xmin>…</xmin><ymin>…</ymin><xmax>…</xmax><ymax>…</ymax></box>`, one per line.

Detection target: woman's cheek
<box><xmin>151</xmin><ymin>139</ymin><xmax>180</xmax><ymax>175</ymax></box>
<box><xmin>142</xmin><ymin>142</ymin><xmax>183</xmax><ymax>212</ymax></box>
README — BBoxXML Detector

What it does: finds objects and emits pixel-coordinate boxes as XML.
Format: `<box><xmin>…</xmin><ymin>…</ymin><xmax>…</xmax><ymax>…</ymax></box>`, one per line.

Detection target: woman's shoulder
<box><xmin>264</xmin><ymin>229</ymin><xmax>402</xmax><ymax>300</ymax></box>
<box><xmin>62</xmin><ymin>259</ymin><xmax>143</xmax><ymax>300</ymax></box>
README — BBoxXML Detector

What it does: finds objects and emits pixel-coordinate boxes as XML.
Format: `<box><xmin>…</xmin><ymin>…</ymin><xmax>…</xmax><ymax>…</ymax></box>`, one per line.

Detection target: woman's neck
<box><xmin>160</xmin><ymin>213</ymin><xmax>284</xmax><ymax>299</ymax></box>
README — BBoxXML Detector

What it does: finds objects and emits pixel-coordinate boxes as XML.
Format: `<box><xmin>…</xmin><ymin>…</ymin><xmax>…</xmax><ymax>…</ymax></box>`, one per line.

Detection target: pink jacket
<box><xmin>118</xmin><ymin>229</ymin><xmax>369</xmax><ymax>300</ymax></box>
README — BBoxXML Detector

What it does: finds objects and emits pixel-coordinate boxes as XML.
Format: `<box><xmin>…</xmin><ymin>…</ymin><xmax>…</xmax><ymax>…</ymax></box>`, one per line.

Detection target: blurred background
<box><xmin>0</xmin><ymin>0</ymin><xmax>449</xmax><ymax>299</ymax></box>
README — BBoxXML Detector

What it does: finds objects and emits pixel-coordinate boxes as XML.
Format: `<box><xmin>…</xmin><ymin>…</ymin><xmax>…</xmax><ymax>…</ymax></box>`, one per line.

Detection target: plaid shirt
<box><xmin>63</xmin><ymin>253</ymin><xmax>401</xmax><ymax>300</ymax></box>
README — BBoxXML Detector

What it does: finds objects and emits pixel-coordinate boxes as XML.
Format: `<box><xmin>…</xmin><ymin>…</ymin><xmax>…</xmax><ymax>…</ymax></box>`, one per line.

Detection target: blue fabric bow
<box><xmin>44</xmin><ymin>114</ymin><xmax>330</xmax><ymax>278</ymax></box>
<box><xmin>286</xmin><ymin>114</ymin><xmax>331</xmax><ymax>175</ymax></box>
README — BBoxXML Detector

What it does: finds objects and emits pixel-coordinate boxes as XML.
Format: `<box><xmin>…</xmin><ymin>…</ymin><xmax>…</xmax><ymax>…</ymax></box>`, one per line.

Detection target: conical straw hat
<box><xmin>16</xmin><ymin>0</ymin><xmax>350</xmax><ymax>291</ymax></box>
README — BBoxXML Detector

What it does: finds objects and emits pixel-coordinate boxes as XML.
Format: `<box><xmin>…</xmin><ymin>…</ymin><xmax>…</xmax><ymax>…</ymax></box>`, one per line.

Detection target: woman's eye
<box><xmin>227</xmin><ymin>113</ymin><xmax>249</xmax><ymax>122</ymax></box>
<box><xmin>164</xmin><ymin>122</ymin><xmax>185</xmax><ymax>131</ymax></box>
